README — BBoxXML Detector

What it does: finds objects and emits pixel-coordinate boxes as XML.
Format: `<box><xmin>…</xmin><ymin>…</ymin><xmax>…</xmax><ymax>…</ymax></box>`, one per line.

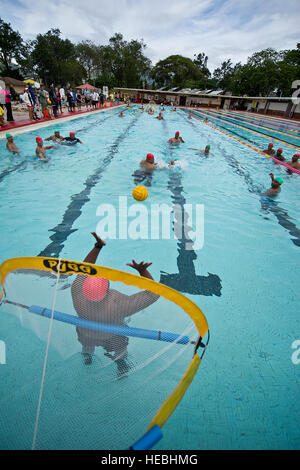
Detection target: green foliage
<box><xmin>151</xmin><ymin>55</ymin><xmax>204</xmax><ymax>89</ymax></box>
<box><xmin>229</xmin><ymin>47</ymin><xmax>300</xmax><ymax>96</ymax></box>
<box><xmin>29</xmin><ymin>29</ymin><xmax>86</xmax><ymax>86</ymax></box>
<box><xmin>0</xmin><ymin>18</ymin><xmax>25</xmax><ymax>77</ymax></box>
<box><xmin>193</xmin><ymin>52</ymin><xmax>210</xmax><ymax>78</ymax></box>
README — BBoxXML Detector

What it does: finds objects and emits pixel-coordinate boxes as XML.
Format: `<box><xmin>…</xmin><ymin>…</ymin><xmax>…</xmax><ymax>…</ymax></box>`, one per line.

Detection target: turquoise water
<box><xmin>0</xmin><ymin>106</ymin><xmax>299</xmax><ymax>450</ymax></box>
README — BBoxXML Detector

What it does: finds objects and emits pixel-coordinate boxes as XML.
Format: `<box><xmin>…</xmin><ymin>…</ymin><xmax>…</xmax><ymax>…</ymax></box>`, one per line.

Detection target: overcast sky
<box><xmin>1</xmin><ymin>0</ymin><xmax>300</xmax><ymax>72</ymax></box>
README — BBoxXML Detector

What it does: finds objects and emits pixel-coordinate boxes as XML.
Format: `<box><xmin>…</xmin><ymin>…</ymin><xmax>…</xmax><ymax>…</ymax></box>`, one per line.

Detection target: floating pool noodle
<box><xmin>29</xmin><ymin>305</ymin><xmax>192</xmax><ymax>345</ymax></box>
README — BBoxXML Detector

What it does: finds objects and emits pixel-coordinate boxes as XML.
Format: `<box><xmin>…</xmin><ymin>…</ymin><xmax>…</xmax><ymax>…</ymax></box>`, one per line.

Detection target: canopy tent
<box><xmin>76</xmin><ymin>83</ymin><xmax>98</xmax><ymax>90</ymax></box>
<box><xmin>24</xmin><ymin>79</ymin><xmax>40</xmax><ymax>88</ymax></box>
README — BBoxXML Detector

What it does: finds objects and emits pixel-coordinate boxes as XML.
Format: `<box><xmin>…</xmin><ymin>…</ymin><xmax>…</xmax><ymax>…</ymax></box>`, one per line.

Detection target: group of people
<box><xmin>6</xmin><ymin>130</ymin><xmax>83</xmax><ymax>161</ymax></box>
<box><xmin>0</xmin><ymin>84</ymin><xmax>107</xmax><ymax>125</ymax></box>
<box><xmin>263</xmin><ymin>142</ymin><xmax>300</xmax><ymax>170</ymax></box>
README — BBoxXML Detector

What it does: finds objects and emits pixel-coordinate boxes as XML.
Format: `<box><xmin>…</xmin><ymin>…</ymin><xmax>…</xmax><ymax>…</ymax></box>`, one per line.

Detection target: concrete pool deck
<box><xmin>0</xmin><ymin>104</ymin><xmax>123</xmax><ymax>138</ymax></box>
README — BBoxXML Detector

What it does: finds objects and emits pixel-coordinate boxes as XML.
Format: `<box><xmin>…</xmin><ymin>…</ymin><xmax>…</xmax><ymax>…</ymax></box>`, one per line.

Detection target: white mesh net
<box><xmin>0</xmin><ymin>263</ymin><xmax>200</xmax><ymax>450</ymax></box>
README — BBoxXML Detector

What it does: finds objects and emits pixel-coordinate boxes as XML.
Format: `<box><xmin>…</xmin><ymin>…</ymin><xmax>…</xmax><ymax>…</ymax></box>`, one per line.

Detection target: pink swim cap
<box><xmin>146</xmin><ymin>153</ymin><xmax>154</xmax><ymax>160</ymax></box>
<box><xmin>36</xmin><ymin>136</ymin><xmax>42</xmax><ymax>142</ymax></box>
<box><xmin>70</xmin><ymin>131</ymin><xmax>75</xmax><ymax>136</ymax></box>
<box><xmin>82</xmin><ymin>276</ymin><xmax>109</xmax><ymax>302</ymax></box>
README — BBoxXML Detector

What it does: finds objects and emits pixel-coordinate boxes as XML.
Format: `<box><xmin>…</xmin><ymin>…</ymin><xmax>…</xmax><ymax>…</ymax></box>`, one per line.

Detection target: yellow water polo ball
<box><xmin>132</xmin><ymin>186</ymin><xmax>148</xmax><ymax>201</ymax></box>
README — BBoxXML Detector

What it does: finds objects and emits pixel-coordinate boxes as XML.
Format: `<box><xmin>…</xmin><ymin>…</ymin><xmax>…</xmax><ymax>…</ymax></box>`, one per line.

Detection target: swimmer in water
<box><xmin>45</xmin><ymin>130</ymin><xmax>63</xmax><ymax>144</ymax></box>
<box><xmin>71</xmin><ymin>232</ymin><xmax>159</xmax><ymax>370</ymax></box>
<box><xmin>189</xmin><ymin>144</ymin><xmax>211</xmax><ymax>155</ymax></box>
<box><xmin>286</xmin><ymin>153</ymin><xmax>300</xmax><ymax>170</ymax></box>
<box><xmin>156</xmin><ymin>112</ymin><xmax>164</xmax><ymax>120</ymax></box>
<box><xmin>168</xmin><ymin>131</ymin><xmax>184</xmax><ymax>144</ymax></box>
<box><xmin>6</xmin><ymin>134</ymin><xmax>20</xmax><ymax>153</ymax></box>
<box><xmin>169</xmin><ymin>158</ymin><xmax>179</xmax><ymax>166</ymax></box>
<box><xmin>264</xmin><ymin>173</ymin><xmax>283</xmax><ymax>196</ymax></box>
<box><xmin>263</xmin><ymin>143</ymin><xmax>275</xmax><ymax>155</ymax></box>
<box><xmin>119</xmin><ymin>111</ymin><xmax>124</xmax><ymax>117</ymax></box>
<box><xmin>148</xmin><ymin>107</ymin><xmax>154</xmax><ymax>115</ymax></box>
<box><xmin>62</xmin><ymin>131</ymin><xmax>83</xmax><ymax>144</ymax></box>
<box><xmin>140</xmin><ymin>153</ymin><xmax>158</xmax><ymax>170</ymax></box>
<box><xmin>35</xmin><ymin>136</ymin><xmax>56</xmax><ymax>161</ymax></box>
<box><xmin>274</xmin><ymin>148</ymin><xmax>285</xmax><ymax>161</ymax></box>
<box><xmin>188</xmin><ymin>113</ymin><xmax>192</xmax><ymax>119</ymax></box>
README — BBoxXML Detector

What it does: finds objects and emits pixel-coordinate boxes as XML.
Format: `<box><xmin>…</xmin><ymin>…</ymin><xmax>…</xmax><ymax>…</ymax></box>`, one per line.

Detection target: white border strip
<box><xmin>0</xmin><ymin>104</ymin><xmax>125</xmax><ymax>139</ymax></box>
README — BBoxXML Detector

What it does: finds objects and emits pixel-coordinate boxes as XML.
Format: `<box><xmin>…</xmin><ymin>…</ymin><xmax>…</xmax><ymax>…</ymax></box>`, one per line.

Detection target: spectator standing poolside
<box><xmin>39</xmin><ymin>85</ymin><xmax>51</xmax><ymax>118</ymax></box>
<box><xmin>100</xmin><ymin>91</ymin><xmax>104</xmax><ymax>107</ymax></box>
<box><xmin>76</xmin><ymin>90</ymin><xmax>83</xmax><ymax>110</ymax></box>
<box><xmin>21</xmin><ymin>88</ymin><xmax>34</xmax><ymax>121</ymax></box>
<box><xmin>92</xmin><ymin>90</ymin><xmax>99</xmax><ymax>109</ymax></box>
<box><xmin>0</xmin><ymin>104</ymin><xmax>4</xmax><ymax>126</ymax></box>
<box><xmin>56</xmin><ymin>87</ymin><xmax>63</xmax><ymax>114</ymax></box>
<box><xmin>59</xmin><ymin>86</ymin><xmax>65</xmax><ymax>100</ymax></box>
<box><xmin>4</xmin><ymin>89</ymin><xmax>14</xmax><ymax>121</ymax></box>
<box><xmin>66</xmin><ymin>89</ymin><xmax>75</xmax><ymax>112</ymax></box>
<box><xmin>49</xmin><ymin>86</ymin><xmax>58</xmax><ymax>118</ymax></box>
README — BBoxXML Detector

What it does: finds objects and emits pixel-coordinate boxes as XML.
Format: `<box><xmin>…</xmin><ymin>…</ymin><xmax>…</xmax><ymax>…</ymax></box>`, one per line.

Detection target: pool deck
<box><xmin>0</xmin><ymin>103</ymin><xmax>123</xmax><ymax>138</ymax></box>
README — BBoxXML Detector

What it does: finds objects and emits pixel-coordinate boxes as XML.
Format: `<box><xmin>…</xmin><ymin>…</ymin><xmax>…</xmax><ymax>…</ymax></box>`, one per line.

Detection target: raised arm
<box><xmin>119</xmin><ymin>260</ymin><xmax>160</xmax><ymax>318</ymax></box>
<box><xmin>83</xmin><ymin>232</ymin><xmax>106</xmax><ymax>264</ymax></box>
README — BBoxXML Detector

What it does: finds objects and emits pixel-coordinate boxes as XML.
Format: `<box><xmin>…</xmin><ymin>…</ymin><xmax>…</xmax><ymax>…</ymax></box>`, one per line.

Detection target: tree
<box><xmin>76</xmin><ymin>41</ymin><xmax>99</xmax><ymax>82</ymax></box>
<box><xmin>213</xmin><ymin>59</ymin><xmax>241</xmax><ymax>91</ymax></box>
<box><xmin>30</xmin><ymin>29</ymin><xmax>85</xmax><ymax>86</ymax></box>
<box><xmin>193</xmin><ymin>52</ymin><xmax>211</xmax><ymax>78</ymax></box>
<box><xmin>0</xmin><ymin>18</ymin><xmax>25</xmax><ymax>78</ymax></box>
<box><xmin>151</xmin><ymin>55</ymin><xmax>204</xmax><ymax>89</ymax></box>
<box><xmin>100</xmin><ymin>34</ymin><xmax>151</xmax><ymax>88</ymax></box>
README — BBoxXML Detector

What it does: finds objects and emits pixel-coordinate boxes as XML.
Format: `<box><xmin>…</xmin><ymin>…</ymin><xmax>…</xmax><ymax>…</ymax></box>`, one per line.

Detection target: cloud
<box><xmin>1</xmin><ymin>0</ymin><xmax>299</xmax><ymax>72</ymax></box>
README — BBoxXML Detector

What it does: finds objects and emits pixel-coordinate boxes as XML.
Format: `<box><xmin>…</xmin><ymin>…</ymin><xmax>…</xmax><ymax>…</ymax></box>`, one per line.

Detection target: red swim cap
<box><xmin>294</xmin><ymin>153</ymin><xmax>300</xmax><ymax>157</ymax></box>
<box><xmin>278</xmin><ymin>148</ymin><xmax>283</xmax><ymax>152</ymax></box>
<box><xmin>175</xmin><ymin>131</ymin><xmax>180</xmax><ymax>136</ymax></box>
<box><xmin>36</xmin><ymin>136</ymin><xmax>42</xmax><ymax>142</ymax></box>
<box><xmin>146</xmin><ymin>153</ymin><xmax>154</xmax><ymax>160</ymax></box>
<box><xmin>70</xmin><ymin>131</ymin><xmax>75</xmax><ymax>136</ymax></box>
<box><xmin>268</xmin><ymin>143</ymin><xmax>273</xmax><ymax>147</ymax></box>
<box><xmin>82</xmin><ymin>276</ymin><xmax>109</xmax><ymax>302</ymax></box>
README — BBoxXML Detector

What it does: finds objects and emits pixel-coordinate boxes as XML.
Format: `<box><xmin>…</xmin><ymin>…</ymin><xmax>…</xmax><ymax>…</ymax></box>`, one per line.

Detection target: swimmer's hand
<box><xmin>91</xmin><ymin>232</ymin><xmax>106</xmax><ymax>248</ymax></box>
<box><xmin>126</xmin><ymin>260</ymin><xmax>152</xmax><ymax>275</ymax></box>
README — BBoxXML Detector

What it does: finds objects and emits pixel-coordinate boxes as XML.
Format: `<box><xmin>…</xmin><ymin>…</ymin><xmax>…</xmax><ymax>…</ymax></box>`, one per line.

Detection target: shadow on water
<box><xmin>39</xmin><ymin>112</ymin><xmax>142</xmax><ymax>258</ymax></box>
<box><xmin>159</xmin><ymin>118</ymin><xmax>222</xmax><ymax>296</ymax></box>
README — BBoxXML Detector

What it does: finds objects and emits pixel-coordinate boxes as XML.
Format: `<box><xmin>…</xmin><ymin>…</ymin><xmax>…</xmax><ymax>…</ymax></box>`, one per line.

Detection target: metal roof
<box><xmin>207</xmin><ymin>89</ymin><xmax>224</xmax><ymax>95</ymax></box>
<box><xmin>114</xmin><ymin>87</ymin><xmax>295</xmax><ymax>101</ymax></box>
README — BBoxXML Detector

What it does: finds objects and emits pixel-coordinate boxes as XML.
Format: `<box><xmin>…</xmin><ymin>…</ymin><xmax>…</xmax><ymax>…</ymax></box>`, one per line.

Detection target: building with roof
<box><xmin>114</xmin><ymin>86</ymin><xmax>300</xmax><ymax>119</ymax></box>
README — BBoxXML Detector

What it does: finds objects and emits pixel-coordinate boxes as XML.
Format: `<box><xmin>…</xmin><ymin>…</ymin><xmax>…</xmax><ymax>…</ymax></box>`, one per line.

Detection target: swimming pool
<box><xmin>0</xmin><ymin>106</ymin><xmax>299</xmax><ymax>450</ymax></box>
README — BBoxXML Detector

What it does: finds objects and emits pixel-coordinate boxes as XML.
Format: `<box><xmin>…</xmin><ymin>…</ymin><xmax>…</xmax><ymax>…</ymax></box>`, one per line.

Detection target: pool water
<box><xmin>0</xmin><ymin>106</ymin><xmax>299</xmax><ymax>450</ymax></box>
